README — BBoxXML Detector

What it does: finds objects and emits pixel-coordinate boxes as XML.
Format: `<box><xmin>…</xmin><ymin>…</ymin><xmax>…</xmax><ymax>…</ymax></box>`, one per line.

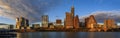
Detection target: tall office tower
<box><xmin>71</xmin><ymin>6</ymin><xmax>74</xmax><ymax>18</ymax></box>
<box><xmin>16</xmin><ymin>18</ymin><xmax>20</xmax><ymax>29</ymax></box>
<box><xmin>42</xmin><ymin>15</ymin><xmax>49</xmax><ymax>28</ymax></box>
<box><xmin>87</xmin><ymin>15</ymin><xmax>97</xmax><ymax>29</ymax></box>
<box><xmin>19</xmin><ymin>17</ymin><xmax>25</xmax><ymax>29</ymax></box>
<box><xmin>73</xmin><ymin>15</ymin><xmax>80</xmax><ymax>29</ymax></box>
<box><xmin>65</xmin><ymin>12</ymin><xmax>73</xmax><ymax>29</ymax></box>
<box><xmin>16</xmin><ymin>17</ymin><xmax>29</xmax><ymax>29</ymax></box>
<box><xmin>104</xmin><ymin>19</ymin><xmax>116</xmax><ymax>29</ymax></box>
<box><xmin>25</xmin><ymin>19</ymin><xmax>29</xmax><ymax>27</ymax></box>
<box><xmin>24</xmin><ymin>19</ymin><xmax>29</xmax><ymax>29</ymax></box>
<box><xmin>71</xmin><ymin>6</ymin><xmax>75</xmax><ymax>27</ymax></box>
<box><xmin>56</xmin><ymin>19</ymin><xmax>62</xmax><ymax>25</ymax></box>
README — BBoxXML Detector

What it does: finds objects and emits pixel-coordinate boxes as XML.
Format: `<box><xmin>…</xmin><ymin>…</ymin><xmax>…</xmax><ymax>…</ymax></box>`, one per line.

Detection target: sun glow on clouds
<box><xmin>0</xmin><ymin>0</ymin><xmax>62</xmax><ymax>23</ymax></box>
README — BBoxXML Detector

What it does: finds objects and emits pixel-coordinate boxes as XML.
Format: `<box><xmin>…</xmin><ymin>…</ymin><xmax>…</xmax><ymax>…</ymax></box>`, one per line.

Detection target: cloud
<box><xmin>80</xmin><ymin>10</ymin><xmax>120</xmax><ymax>23</ymax></box>
<box><xmin>0</xmin><ymin>0</ymin><xmax>62</xmax><ymax>23</ymax></box>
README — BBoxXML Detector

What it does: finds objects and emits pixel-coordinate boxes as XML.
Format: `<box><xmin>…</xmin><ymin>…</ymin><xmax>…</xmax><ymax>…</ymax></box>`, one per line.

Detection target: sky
<box><xmin>0</xmin><ymin>0</ymin><xmax>120</xmax><ymax>25</ymax></box>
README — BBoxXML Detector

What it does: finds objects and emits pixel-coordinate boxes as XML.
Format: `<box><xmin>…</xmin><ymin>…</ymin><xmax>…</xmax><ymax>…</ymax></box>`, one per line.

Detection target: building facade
<box><xmin>86</xmin><ymin>15</ymin><xmax>97</xmax><ymax>29</ymax></box>
<box><xmin>16</xmin><ymin>18</ymin><xmax>20</xmax><ymax>29</ymax></box>
<box><xmin>32</xmin><ymin>24</ymin><xmax>40</xmax><ymax>29</ymax></box>
<box><xmin>65</xmin><ymin>12</ymin><xmax>73</xmax><ymax>29</ymax></box>
<box><xmin>56</xmin><ymin>19</ymin><xmax>62</xmax><ymax>25</ymax></box>
<box><xmin>42</xmin><ymin>15</ymin><xmax>49</xmax><ymax>28</ymax></box>
<box><xmin>64</xmin><ymin>6</ymin><xmax>81</xmax><ymax>29</ymax></box>
<box><xmin>16</xmin><ymin>17</ymin><xmax>29</xmax><ymax>29</ymax></box>
<box><xmin>0</xmin><ymin>23</ymin><xmax>14</xmax><ymax>29</ymax></box>
<box><xmin>73</xmin><ymin>15</ymin><xmax>80</xmax><ymax>29</ymax></box>
<box><xmin>104</xmin><ymin>19</ymin><xmax>116</xmax><ymax>29</ymax></box>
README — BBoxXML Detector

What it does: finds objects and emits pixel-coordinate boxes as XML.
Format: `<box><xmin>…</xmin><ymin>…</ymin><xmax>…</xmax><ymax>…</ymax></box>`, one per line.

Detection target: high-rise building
<box><xmin>25</xmin><ymin>19</ymin><xmax>29</xmax><ymax>27</ymax></box>
<box><xmin>73</xmin><ymin>15</ymin><xmax>80</xmax><ymax>29</ymax></box>
<box><xmin>71</xmin><ymin>6</ymin><xmax>74</xmax><ymax>28</ymax></box>
<box><xmin>16</xmin><ymin>17</ymin><xmax>29</xmax><ymax>29</ymax></box>
<box><xmin>86</xmin><ymin>15</ymin><xmax>97</xmax><ymax>29</ymax></box>
<box><xmin>65</xmin><ymin>6</ymin><xmax>75</xmax><ymax>29</ymax></box>
<box><xmin>71</xmin><ymin>6</ymin><xmax>74</xmax><ymax>18</ymax></box>
<box><xmin>104</xmin><ymin>19</ymin><xmax>116</xmax><ymax>29</ymax></box>
<box><xmin>65</xmin><ymin>12</ymin><xmax>73</xmax><ymax>29</ymax></box>
<box><xmin>16</xmin><ymin>18</ymin><xmax>20</xmax><ymax>29</ymax></box>
<box><xmin>42</xmin><ymin>15</ymin><xmax>49</xmax><ymax>28</ymax></box>
<box><xmin>19</xmin><ymin>17</ymin><xmax>25</xmax><ymax>28</ymax></box>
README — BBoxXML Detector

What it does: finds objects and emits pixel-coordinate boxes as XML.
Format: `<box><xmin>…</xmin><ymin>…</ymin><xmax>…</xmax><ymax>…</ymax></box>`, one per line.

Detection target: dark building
<box><xmin>32</xmin><ymin>24</ymin><xmax>40</xmax><ymax>29</ymax></box>
<box><xmin>48</xmin><ymin>23</ymin><xmax>54</xmax><ymax>27</ymax></box>
<box><xmin>73</xmin><ymin>15</ymin><xmax>80</xmax><ymax>29</ymax></box>
<box><xmin>56</xmin><ymin>19</ymin><xmax>62</xmax><ymax>25</ymax></box>
<box><xmin>79</xmin><ymin>22</ymin><xmax>85</xmax><ymax>27</ymax></box>
<box><xmin>85</xmin><ymin>17</ymin><xmax>89</xmax><ymax>27</ymax></box>
<box><xmin>19</xmin><ymin>17</ymin><xmax>25</xmax><ymax>28</ymax></box>
<box><xmin>25</xmin><ymin>19</ymin><xmax>29</xmax><ymax>27</ymax></box>
<box><xmin>48</xmin><ymin>22</ymin><xmax>54</xmax><ymax>28</ymax></box>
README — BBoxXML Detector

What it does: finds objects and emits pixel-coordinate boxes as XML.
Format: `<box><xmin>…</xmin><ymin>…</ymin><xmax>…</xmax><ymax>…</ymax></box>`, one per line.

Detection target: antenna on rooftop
<box><xmin>72</xmin><ymin>0</ymin><xmax>74</xmax><ymax>7</ymax></box>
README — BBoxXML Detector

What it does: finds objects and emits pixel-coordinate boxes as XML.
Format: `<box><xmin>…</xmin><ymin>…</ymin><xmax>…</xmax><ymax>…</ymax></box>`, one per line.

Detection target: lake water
<box><xmin>6</xmin><ymin>32</ymin><xmax>120</xmax><ymax>38</ymax></box>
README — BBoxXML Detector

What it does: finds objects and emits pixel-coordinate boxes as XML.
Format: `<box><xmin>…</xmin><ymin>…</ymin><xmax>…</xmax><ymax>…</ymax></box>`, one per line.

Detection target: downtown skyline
<box><xmin>0</xmin><ymin>0</ymin><xmax>120</xmax><ymax>25</ymax></box>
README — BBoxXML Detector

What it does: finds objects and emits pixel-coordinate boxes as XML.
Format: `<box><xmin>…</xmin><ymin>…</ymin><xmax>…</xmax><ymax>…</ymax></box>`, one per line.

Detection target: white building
<box><xmin>42</xmin><ymin>15</ymin><xmax>49</xmax><ymax>28</ymax></box>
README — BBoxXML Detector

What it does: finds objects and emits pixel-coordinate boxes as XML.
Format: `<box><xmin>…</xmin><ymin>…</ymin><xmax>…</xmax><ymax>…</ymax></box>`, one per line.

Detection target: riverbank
<box><xmin>15</xmin><ymin>28</ymin><xmax>120</xmax><ymax>32</ymax></box>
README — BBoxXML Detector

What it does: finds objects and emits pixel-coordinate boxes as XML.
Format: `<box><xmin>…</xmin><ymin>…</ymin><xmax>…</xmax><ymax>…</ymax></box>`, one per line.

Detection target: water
<box><xmin>5</xmin><ymin>32</ymin><xmax>120</xmax><ymax>38</ymax></box>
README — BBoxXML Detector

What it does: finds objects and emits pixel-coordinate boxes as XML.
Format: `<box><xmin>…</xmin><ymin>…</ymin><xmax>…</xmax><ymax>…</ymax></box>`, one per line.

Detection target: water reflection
<box><xmin>65</xmin><ymin>32</ymin><xmax>80</xmax><ymax>38</ymax></box>
<box><xmin>16</xmin><ymin>32</ymin><xmax>120</xmax><ymax>38</ymax></box>
<box><xmin>88</xmin><ymin>32</ymin><xmax>94</xmax><ymax>38</ymax></box>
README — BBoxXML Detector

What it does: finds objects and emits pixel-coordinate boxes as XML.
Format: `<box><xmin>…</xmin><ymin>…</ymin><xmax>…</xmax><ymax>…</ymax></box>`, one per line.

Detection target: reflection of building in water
<box><xmin>65</xmin><ymin>32</ymin><xmax>80</xmax><ymax>38</ymax></box>
<box><xmin>88</xmin><ymin>32</ymin><xmax>94</xmax><ymax>38</ymax></box>
<box><xmin>17</xmin><ymin>33</ymin><xmax>21</xmax><ymax>38</ymax></box>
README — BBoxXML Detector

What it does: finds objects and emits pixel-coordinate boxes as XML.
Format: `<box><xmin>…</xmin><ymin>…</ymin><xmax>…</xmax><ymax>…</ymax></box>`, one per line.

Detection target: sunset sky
<box><xmin>0</xmin><ymin>0</ymin><xmax>120</xmax><ymax>25</ymax></box>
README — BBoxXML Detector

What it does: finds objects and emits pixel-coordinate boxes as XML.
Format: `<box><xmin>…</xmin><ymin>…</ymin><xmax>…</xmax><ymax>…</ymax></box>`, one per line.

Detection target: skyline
<box><xmin>0</xmin><ymin>0</ymin><xmax>120</xmax><ymax>25</ymax></box>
